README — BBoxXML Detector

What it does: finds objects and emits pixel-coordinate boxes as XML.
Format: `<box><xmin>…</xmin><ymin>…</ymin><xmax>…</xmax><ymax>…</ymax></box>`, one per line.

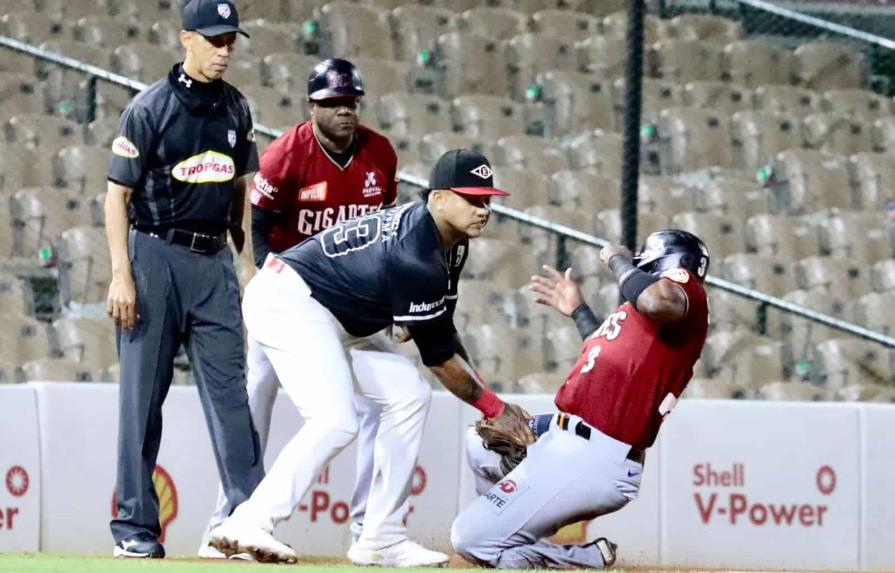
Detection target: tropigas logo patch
<box><xmin>172</xmin><ymin>150</ymin><xmax>235</xmax><ymax>183</ymax></box>
<box><xmin>112</xmin><ymin>136</ymin><xmax>139</xmax><ymax>159</ymax></box>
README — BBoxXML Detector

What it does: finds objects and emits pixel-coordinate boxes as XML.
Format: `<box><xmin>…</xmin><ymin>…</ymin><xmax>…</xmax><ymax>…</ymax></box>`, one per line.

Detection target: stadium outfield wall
<box><xmin>0</xmin><ymin>384</ymin><xmax>893</xmax><ymax>570</ymax></box>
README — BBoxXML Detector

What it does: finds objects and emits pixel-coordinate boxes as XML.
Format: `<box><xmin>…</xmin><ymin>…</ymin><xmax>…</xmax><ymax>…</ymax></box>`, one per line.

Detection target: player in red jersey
<box><xmin>202</xmin><ymin>59</ymin><xmax>447</xmax><ymax>566</ymax></box>
<box><xmin>451</xmin><ymin>229</ymin><xmax>710</xmax><ymax>569</ymax></box>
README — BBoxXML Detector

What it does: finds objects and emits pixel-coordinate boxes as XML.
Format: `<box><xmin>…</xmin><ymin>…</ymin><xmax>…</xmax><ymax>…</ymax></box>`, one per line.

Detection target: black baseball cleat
<box><xmin>592</xmin><ymin>537</ymin><xmax>617</xmax><ymax>568</ymax></box>
<box><xmin>113</xmin><ymin>532</ymin><xmax>165</xmax><ymax>558</ymax></box>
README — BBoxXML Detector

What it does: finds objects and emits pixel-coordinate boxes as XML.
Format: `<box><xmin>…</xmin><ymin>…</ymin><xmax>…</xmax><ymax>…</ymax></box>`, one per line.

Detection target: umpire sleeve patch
<box><xmin>660</xmin><ymin>268</ymin><xmax>690</xmax><ymax>284</ymax></box>
<box><xmin>112</xmin><ymin>136</ymin><xmax>140</xmax><ymax>158</ymax></box>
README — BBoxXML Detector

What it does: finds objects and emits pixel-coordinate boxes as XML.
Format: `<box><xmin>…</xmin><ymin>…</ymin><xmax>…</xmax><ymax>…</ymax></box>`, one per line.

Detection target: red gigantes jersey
<box><xmin>555</xmin><ymin>268</ymin><xmax>709</xmax><ymax>450</ymax></box>
<box><xmin>249</xmin><ymin>122</ymin><xmax>398</xmax><ymax>252</ymax></box>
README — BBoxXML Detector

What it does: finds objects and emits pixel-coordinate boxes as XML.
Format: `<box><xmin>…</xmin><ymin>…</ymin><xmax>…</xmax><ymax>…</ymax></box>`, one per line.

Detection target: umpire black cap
<box><xmin>307</xmin><ymin>59</ymin><xmax>365</xmax><ymax>101</ymax></box>
<box><xmin>183</xmin><ymin>0</ymin><xmax>249</xmax><ymax>38</ymax></box>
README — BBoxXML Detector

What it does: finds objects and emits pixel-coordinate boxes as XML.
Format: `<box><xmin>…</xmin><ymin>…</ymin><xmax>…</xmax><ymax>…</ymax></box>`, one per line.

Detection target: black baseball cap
<box><xmin>428</xmin><ymin>149</ymin><xmax>509</xmax><ymax>197</ymax></box>
<box><xmin>183</xmin><ymin>0</ymin><xmax>249</xmax><ymax>38</ymax></box>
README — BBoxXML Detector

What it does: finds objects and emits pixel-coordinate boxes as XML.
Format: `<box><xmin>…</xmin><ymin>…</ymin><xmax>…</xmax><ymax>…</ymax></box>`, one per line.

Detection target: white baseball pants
<box><xmin>452</xmin><ymin>414</ymin><xmax>642</xmax><ymax>569</ymax></box>
<box><xmin>227</xmin><ymin>260</ymin><xmax>431</xmax><ymax>550</ymax></box>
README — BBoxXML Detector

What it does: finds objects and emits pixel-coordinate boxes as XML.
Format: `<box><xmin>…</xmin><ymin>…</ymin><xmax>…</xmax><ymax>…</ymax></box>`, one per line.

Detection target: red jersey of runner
<box><xmin>249</xmin><ymin>122</ymin><xmax>398</xmax><ymax>252</ymax></box>
<box><xmin>555</xmin><ymin>268</ymin><xmax>709</xmax><ymax>450</ymax></box>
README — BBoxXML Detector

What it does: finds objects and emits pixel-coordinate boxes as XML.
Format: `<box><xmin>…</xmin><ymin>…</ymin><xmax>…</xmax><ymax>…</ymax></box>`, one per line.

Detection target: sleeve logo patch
<box><xmin>171</xmin><ymin>150</ymin><xmax>235</xmax><ymax>183</ymax></box>
<box><xmin>661</xmin><ymin>268</ymin><xmax>690</xmax><ymax>284</ymax></box>
<box><xmin>252</xmin><ymin>173</ymin><xmax>278</xmax><ymax>199</ymax></box>
<box><xmin>112</xmin><ymin>136</ymin><xmax>139</xmax><ymax>159</ymax></box>
<box><xmin>298</xmin><ymin>181</ymin><xmax>328</xmax><ymax>202</ymax></box>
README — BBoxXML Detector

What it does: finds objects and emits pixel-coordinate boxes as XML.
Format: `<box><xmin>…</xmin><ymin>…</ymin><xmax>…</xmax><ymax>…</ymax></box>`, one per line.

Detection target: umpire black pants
<box><xmin>110</xmin><ymin>229</ymin><xmax>264</xmax><ymax>543</ymax></box>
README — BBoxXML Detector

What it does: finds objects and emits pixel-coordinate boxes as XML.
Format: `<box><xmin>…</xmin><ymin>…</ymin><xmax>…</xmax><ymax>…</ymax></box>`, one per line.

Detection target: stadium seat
<box><xmin>39</xmin><ymin>39</ymin><xmax>108</xmax><ymax>67</ymax></box>
<box><xmin>0</xmin><ymin>11</ymin><xmax>63</xmax><ymax>44</ymax></box>
<box><xmin>796</xmin><ymin>255</ymin><xmax>870</xmax><ymax>300</ymax></box>
<box><xmin>52</xmin><ymin>317</ymin><xmax>117</xmax><ymax>369</ymax></box>
<box><xmin>261</xmin><ymin>52</ymin><xmax>319</xmax><ymax>93</ymax></box>
<box><xmin>602</xmin><ymin>11</ymin><xmax>668</xmax><ymax>44</ymax></box>
<box><xmin>670</xmin><ymin>212</ymin><xmax>744</xmax><ymax>259</ymax></box>
<box><xmin>85</xmin><ymin>117</ymin><xmax>120</xmax><ymax>147</ymax></box>
<box><xmin>452</xmin><ymin>279</ymin><xmax>507</xmax><ymax>332</ymax></box>
<box><xmin>549</xmin><ymin>170</ymin><xmax>618</xmax><ymax>213</ymax></box>
<box><xmin>21</xmin><ymin>358</ymin><xmax>95</xmax><ymax>383</ymax></box>
<box><xmin>681</xmin><ymin>81</ymin><xmax>752</xmax><ymax>113</ymax></box>
<box><xmin>10</xmin><ymin>187</ymin><xmax>92</xmax><ymax>257</ymax></box>
<box><xmin>656</xmin><ymin>107</ymin><xmax>734</xmax><ymax>173</ymax></box>
<box><xmin>0</xmin><ymin>145</ymin><xmax>52</xmax><ymax>192</ymax></box>
<box><xmin>240</xmin><ymin>0</ymin><xmax>287</xmax><ymax>20</ymax></box>
<box><xmin>753</xmin><ymin>85</ymin><xmax>822</xmax><ymax>119</ymax></box>
<box><xmin>564</xmin><ymin>129</ymin><xmax>623</xmax><ymax>178</ymax></box>
<box><xmin>794</xmin><ymin>41</ymin><xmax>865</xmax><ymax>90</ymax></box>
<box><xmin>464</xmin><ymin>238</ymin><xmax>535</xmax><ymax>286</ymax></box>
<box><xmin>873</xmin><ymin>116</ymin><xmax>895</xmax><ymax>152</ymax></box>
<box><xmin>0</xmin><ymin>272</ymin><xmax>31</xmax><ymax>316</ymax></box>
<box><xmin>745</xmin><ymin>213</ymin><xmax>820</xmax><ymax>260</ymax></box>
<box><xmin>0</xmin><ymin>315</ymin><xmax>52</xmax><ymax>371</ymax></box>
<box><xmin>802</xmin><ymin>113</ymin><xmax>874</xmax><ymax>156</ymax></box>
<box><xmin>4</xmin><ymin>113</ymin><xmax>79</xmax><ymax>154</ymax></box>
<box><xmin>376</xmin><ymin>92</ymin><xmax>452</xmax><ymax>137</ymax></box>
<box><xmin>719</xmin><ymin>339</ymin><xmax>786</xmax><ymax>392</ymax></box>
<box><xmin>569</xmin><ymin>244</ymin><xmax>611</xmax><ymax>281</ymax></box>
<box><xmin>505</xmin><ymin>32</ymin><xmax>576</xmax><ymax>99</ymax></box>
<box><xmin>730</xmin><ymin>111</ymin><xmax>803</xmax><ymax>171</ymax></box>
<box><xmin>240</xmin><ymin>20</ymin><xmax>298</xmax><ymax>57</ymax></box>
<box><xmin>668</xmin><ymin>13</ymin><xmax>743</xmax><ymax>43</ymax></box>
<box><xmin>853</xmin><ymin>291</ymin><xmax>895</xmax><ymax>335</ymax></box>
<box><xmin>53</xmin><ymin>145</ymin><xmax>108</xmax><ymax>195</ymax></box>
<box><xmin>837</xmin><ymin>383</ymin><xmax>894</xmax><ymax>402</ymax></box>
<box><xmin>89</xmin><ymin>191</ymin><xmax>106</xmax><ymax>227</ymax></box>
<box><xmin>816</xmin><ymin>210</ymin><xmax>891</xmax><ymax>264</ymax></box>
<box><xmin>41</xmin><ymin>0</ymin><xmax>101</xmax><ymax>19</ymax></box>
<box><xmin>436</xmin><ymin>31</ymin><xmax>508</xmax><ymax>98</ymax></box>
<box><xmin>285</xmin><ymin>0</ymin><xmax>329</xmax><ymax>22</ymax></box>
<box><xmin>518</xmin><ymin>205</ymin><xmax>587</xmax><ymax>266</ymax></box>
<box><xmin>637</xmin><ymin>175</ymin><xmax>692</xmax><ymax>214</ymax></box>
<box><xmin>458</xmin><ymin>7</ymin><xmax>527</xmax><ymax>42</ymax></box>
<box><xmin>417</xmin><ymin>132</ymin><xmax>483</xmax><ymax>165</ymax></box>
<box><xmin>765</xmin><ymin>149</ymin><xmax>851</xmax><ymax>213</ymax></box>
<box><xmin>224</xmin><ymin>57</ymin><xmax>264</xmax><ymax>89</ymax></box>
<box><xmin>56</xmin><ymin>225</ymin><xmax>112</xmax><ymax>306</ymax></box>
<box><xmin>815</xmin><ymin>337</ymin><xmax>893</xmax><ymax>389</ymax></box>
<box><xmin>708</xmin><ymin>290</ymin><xmax>761</xmax><ymax>333</ymax></box>
<box><xmin>492</xmin><ymin>135</ymin><xmax>569</xmax><ymax>174</ymax></box>
<box><xmin>593</xmin><ymin>210</ymin><xmax>669</xmax><ymax>245</ymax></box>
<box><xmin>392</xmin><ymin>4</ymin><xmax>456</xmax><ymax>62</ymax></box>
<box><xmin>683</xmin><ymin>377</ymin><xmax>743</xmax><ymax>400</ymax></box>
<box><xmin>0</xmin><ymin>72</ymin><xmax>44</xmax><ymax>120</ymax></box>
<box><xmin>532</xmin><ymin>9</ymin><xmax>597</xmax><ymax>41</ymax></box>
<box><xmin>823</xmin><ymin>88</ymin><xmax>894</xmax><ymax>119</ymax></box>
<box><xmin>650</xmin><ymin>39</ymin><xmax>723</xmax><ymax>83</ymax></box>
<box><xmin>612</xmin><ymin>78</ymin><xmax>683</xmax><ymax>121</ymax></box>
<box><xmin>350</xmin><ymin>57</ymin><xmax>411</xmax><ymax>98</ymax></box>
<box><xmin>722</xmin><ymin>39</ymin><xmax>794</xmax><ymax>87</ymax></box>
<box><xmin>147</xmin><ymin>20</ymin><xmax>182</xmax><ymax>52</ymax></box>
<box><xmin>849</xmin><ymin>152</ymin><xmax>895</xmax><ymax>210</ymax></box>
<box><xmin>537</xmin><ymin>70</ymin><xmax>615</xmax><ymax>136</ymax></box>
<box><xmin>758</xmin><ymin>381</ymin><xmax>827</xmax><ymax>402</ymax></box>
<box><xmin>491</xmin><ymin>166</ymin><xmax>549</xmax><ymax>209</ymax></box>
<box><xmin>693</xmin><ymin>177</ymin><xmax>769</xmax><ymax>219</ymax></box>
<box><xmin>577</xmin><ymin>34</ymin><xmax>629</xmax><ymax>79</ymax></box>
<box><xmin>871</xmin><ymin>260</ymin><xmax>895</xmax><ymax>292</ymax></box>
<box><xmin>544</xmin><ymin>324</ymin><xmax>584</xmax><ymax>371</ymax></box>
<box><xmin>722</xmin><ymin>253</ymin><xmax>797</xmax><ymax>297</ymax></box>
<box><xmin>241</xmin><ymin>86</ymin><xmax>300</xmax><ymax>129</ymax></box>
<box><xmin>111</xmin><ymin>42</ymin><xmax>180</xmax><ymax>83</ymax></box>
<box><xmin>463</xmin><ymin>323</ymin><xmax>538</xmax><ymax>387</ymax></box>
<box><xmin>451</xmin><ymin>95</ymin><xmax>525</xmax><ymax>139</ymax></box>
<box><xmin>701</xmin><ymin>329</ymin><xmax>769</xmax><ymax>375</ymax></box>
<box><xmin>318</xmin><ymin>2</ymin><xmax>394</xmax><ymax>60</ymax></box>
<box><xmin>515</xmin><ymin>371</ymin><xmax>563</xmax><ymax>394</ymax></box>
<box><xmin>72</xmin><ymin>15</ymin><xmax>142</xmax><ymax>47</ymax></box>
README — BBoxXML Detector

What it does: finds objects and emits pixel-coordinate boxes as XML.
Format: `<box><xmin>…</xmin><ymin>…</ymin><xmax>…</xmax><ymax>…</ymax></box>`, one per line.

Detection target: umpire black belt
<box><xmin>134</xmin><ymin>225</ymin><xmax>227</xmax><ymax>255</ymax></box>
<box><xmin>555</xmin><ymin>413</ymin><xmax>646</xmax><ymax>464</ymax></box>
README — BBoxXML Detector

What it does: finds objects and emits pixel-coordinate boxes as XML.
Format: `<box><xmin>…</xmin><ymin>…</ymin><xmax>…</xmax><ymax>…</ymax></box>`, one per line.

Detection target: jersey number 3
<box><xmin>579</xmin><ymin>345</ymin><xmax>601</xmax><ymax>374</ymax></box>
<box><xmin>321</xmin><ymin>216</ymin><xmax>381</xmax><ymax>257</ymax></box>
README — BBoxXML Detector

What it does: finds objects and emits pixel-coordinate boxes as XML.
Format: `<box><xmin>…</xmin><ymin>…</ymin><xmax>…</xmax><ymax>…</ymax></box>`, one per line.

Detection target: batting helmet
<box><xmin>307</xmin><ymin>58</ymin><xmax>365</xmax><ymax>101</ymax></box>
<box><xmin>633</xmin><ymin>229</ymin><xmax>710</xmax><ymax>281</ymax></box>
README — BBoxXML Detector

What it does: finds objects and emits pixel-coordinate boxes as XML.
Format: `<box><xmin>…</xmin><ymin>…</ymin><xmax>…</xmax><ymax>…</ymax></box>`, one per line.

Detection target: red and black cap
<box><xmin>428</xmin><ymin>149</ymin><xmax>509</xmax><ymax>197</ymax></box>
<box><xmin>183</xmin><ymin>0</ymin><xmax>249</xmax><ymax>38</ymax></box>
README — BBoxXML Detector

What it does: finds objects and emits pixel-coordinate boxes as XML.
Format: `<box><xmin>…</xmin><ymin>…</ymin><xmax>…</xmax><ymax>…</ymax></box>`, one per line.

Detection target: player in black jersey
<box><xmin>209</xmin><ymin>149</ymin><xmax>535</xmax><ymax>565</ymax></box>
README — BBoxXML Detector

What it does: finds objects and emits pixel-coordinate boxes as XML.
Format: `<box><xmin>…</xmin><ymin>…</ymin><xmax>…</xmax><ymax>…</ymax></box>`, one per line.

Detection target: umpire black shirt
<box><xmin>107</xmin><ymin>63</ymin><xmax>259</xmax><ymax>234</ymax></box>
<box><xmin>279</xmin><ymin>201</ymin><xmax>468</xmax><ymax>366</ymax></box>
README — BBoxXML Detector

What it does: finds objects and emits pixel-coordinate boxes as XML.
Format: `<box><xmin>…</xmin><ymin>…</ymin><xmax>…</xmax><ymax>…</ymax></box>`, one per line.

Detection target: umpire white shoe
<box><xmin>348</xmin><ymin>539</ymin><xmax>449</xmax><ymax>567</ymax></box>
<box><xmin>208</xmin><ymin>521</ymin><xmax>297</xmax><ymax>564</ymax></box>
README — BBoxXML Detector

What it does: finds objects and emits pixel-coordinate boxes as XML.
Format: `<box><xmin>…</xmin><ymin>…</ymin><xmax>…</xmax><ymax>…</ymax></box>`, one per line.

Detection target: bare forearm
<box><xmin>105</xmin><ymin>182</ymin><xmax>133</xmax><ymax>276</ymax></box>
<box><xmin>428</xmin><ymin>355</ymin><xmax>484</xmax><ymax>405</ymax></box>
<box><xmin>233</xmin><ymin>174</ymin><xmax>249</xmax><ymax>227</ymax></box>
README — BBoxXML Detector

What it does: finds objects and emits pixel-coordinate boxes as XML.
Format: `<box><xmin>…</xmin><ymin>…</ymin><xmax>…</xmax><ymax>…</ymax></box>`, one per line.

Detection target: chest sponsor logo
<box><xmin>172</xmin><ymin>150</ymin><xmax>235</xmax><ymax>183</ymax></box>
<box><xmin>363</xmin><ymin>171</ymin><xmax>383</xmax><ymax>198</ymax></box>
<box><xmin>408</xmin><ymin>297</ymin><xmax>445</xmax><ymax>314</ymax></box>
<box><xmin>485</xmin><ymin>477</ymin><xmax>529</xmax><ymax>514</ymax></box>
<box><xmin>228</xmin><ymin>129</ymin><xmax>237</xmax><ymax>148</ymax></box>
<box><xmin>252</xmin><ymin>173</ymin><xmax>278</xmax><ymax>199</ymax></box>
<box><xmin>296</xmin><ymin>204</ymin><xmax>379</xmax><ymax>236</ymax></box>
<box><xmin>112</xmin><ymin>136</ymin><xmax>139</xmax><ymax>159</ymax></box>
<box><xmin>299</xmin><ymin>181</ymin><xmax>328</xmax><ymax>202</ymax></box>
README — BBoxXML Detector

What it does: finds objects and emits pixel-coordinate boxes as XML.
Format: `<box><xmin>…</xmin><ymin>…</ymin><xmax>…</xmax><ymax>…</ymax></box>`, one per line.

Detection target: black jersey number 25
<box><xmin>321</xmin><ymin>216</ymin><xmax>382</xmax><ymax>257</ymax></box>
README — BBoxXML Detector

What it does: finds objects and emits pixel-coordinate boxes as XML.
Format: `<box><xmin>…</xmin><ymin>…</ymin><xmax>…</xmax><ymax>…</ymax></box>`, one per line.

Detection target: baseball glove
<box><xmin>476</xmin><ymin>417</ymin><xmax>528</xmax><ymax>476</ymax></box>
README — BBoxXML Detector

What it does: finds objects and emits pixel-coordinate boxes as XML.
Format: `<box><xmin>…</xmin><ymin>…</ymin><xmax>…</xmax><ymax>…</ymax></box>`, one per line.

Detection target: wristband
<box><xmin>472</xmin><ymin>387</ymin><xmax>506</xmax><ymax>419</ymax></box>
<box><xmin>571</xmin><ymin>303</ymin><xmax>601</xmax><ymax>340</ymax></box>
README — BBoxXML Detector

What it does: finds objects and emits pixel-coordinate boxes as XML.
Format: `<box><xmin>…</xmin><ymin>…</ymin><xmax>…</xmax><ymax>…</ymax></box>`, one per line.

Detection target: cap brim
<box><xmin>450</xmin><ymin>186</ymin><xmax>510</xmax><ymax>197</ymax></box>
<box><xmin>196</xmin><ymin>25</ymin><xmax>250</xmax><ymax>38</ymax></box>
<box><xmin>308</xmin><ymin>88</ymin><xmax>365</xmax><ymax>101</ymax></box>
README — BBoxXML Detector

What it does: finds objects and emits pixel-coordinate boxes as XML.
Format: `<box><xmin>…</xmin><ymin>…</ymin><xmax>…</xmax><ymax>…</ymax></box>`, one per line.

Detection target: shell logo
<box><xmin>172</xmin><ymin>150</ymin><xmax>235</xmax><ymax>183</ymax></box>
<box><xmin>112</xmin><ymin>465</ymin><xmax>179</xmax><ymax>543</ymax></box>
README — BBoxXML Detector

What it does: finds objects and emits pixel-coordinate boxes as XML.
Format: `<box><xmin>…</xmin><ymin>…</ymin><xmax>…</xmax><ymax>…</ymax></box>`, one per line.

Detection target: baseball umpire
<box><xmin>452</xmin><ymin>230</ymin><xmax>710</xmax><ymax>569</ymax></box>
<box><xmin>105</xmin><ymin>0</ymin><xmax>263</xmax><ymax>558</ymax></box>
<box><xmin>208</xmin><ymin>149</ymin><xmax>535</xmax><ymax>565</ymax></box>
<box><xmin>201</xmin><ymin>58</ymin><xmax>420</xmax><ymax>558</ymax></box>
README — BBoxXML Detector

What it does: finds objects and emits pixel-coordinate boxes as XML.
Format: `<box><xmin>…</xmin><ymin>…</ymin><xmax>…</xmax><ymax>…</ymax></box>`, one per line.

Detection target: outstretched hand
<box><xmin>529</xmin><ymin>265</ymin><xmax>585</xmax><ymax>317</ymax></box>
<box><xmin>490</xmin><ymin>402</ymin><xmax>536</xmax><ymax>446</ymax></box>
